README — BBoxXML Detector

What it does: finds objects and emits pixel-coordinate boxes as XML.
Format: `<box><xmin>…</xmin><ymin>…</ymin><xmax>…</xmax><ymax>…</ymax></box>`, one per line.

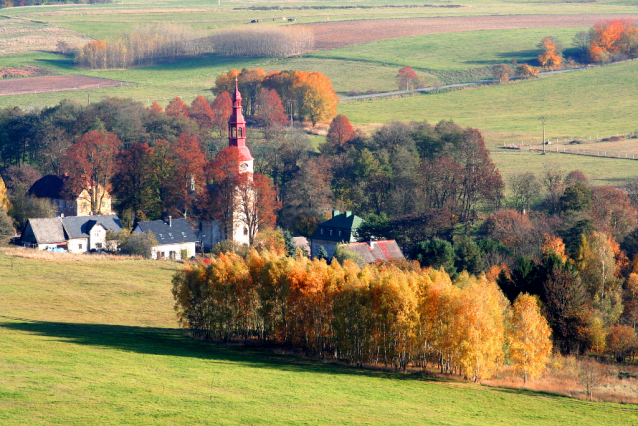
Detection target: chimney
<box><xmin>345</xmin><ymin>211</ymin><xmax>352</xmax><ymax>217</ymax></box>
<box><xmin>332</xmin><ymin>210</ymin><xmax>340</xmax><ymax>218</ymax></box>
<box><xmin>168</xmin><ymin>216</ymin><xmax>172</xmax><ymax>227</ymax></box>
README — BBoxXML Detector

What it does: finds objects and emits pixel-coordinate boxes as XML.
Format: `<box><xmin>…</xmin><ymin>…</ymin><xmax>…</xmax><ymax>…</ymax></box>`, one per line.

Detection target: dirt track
<box><xmin>302</xmin><ymin>14</ymin><xmax>638</xmax><ymax>49</ymax></box>
<box><xmin>0</xmin><ymin>75</ymin><xmax>132</xmax><ymax>96</ymax></box>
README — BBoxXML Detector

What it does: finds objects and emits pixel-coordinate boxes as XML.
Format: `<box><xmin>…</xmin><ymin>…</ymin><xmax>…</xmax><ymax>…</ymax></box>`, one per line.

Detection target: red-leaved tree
<box><xmin>62</xmin><ymin>130</ymin><xmax>122</xmax><ymax>214</ymax></box>
<box><xmin>165</xmin><ymin>97</ymin><xmax>189</xmax><ymax>117</ymax></box>
<box><xmin>188</xmin><ymin>95</ymin><xmax>215</xmax><ymax>129</ymax></box>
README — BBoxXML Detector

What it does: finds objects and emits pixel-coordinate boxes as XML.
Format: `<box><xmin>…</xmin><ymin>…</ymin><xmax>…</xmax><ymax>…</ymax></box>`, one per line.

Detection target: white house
<box><xmin>21</xmin><ymin>215</ymin><xmax>122</xmax><ymax>252</ymax></box>
<box><xmin>134</xmin><ymin>217</ymin><xmax>198</xmax><ymax>260</ymax></box>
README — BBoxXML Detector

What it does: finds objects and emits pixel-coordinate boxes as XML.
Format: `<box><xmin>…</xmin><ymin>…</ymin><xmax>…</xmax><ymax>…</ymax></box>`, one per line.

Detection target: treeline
<box><xmin>0</xmin><ymin>0</ymin><xmax>109</xmax><ymax>8</ymax></box>
<box><xmin>173</xmin><ymin>246</ymin><xmax>552</xmax><ymax>381</ymax></box>
<box><xmin>212</xmin><ymin>67</ymin><xmax>338</xmax><ymax>125</ymax></box>
<box><xmin>76</xmin><ymin>24</ymin><xmax>208</xmax><ymax>69</ymax></box>
<box><xmin>209</xmin><ymin>26</ymin><xmax>314</xmax><ymax>58</ymax></box>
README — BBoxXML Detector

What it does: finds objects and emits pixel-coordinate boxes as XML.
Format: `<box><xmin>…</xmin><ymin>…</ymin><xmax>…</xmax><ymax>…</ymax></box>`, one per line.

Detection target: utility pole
<box><xmin>86</xmin><ymin>91</ymin><xmax>91</xmax><ymax>105</ymax></box>
<box><xmin>539</xmin><ymin>116</ymin><xmax>548</xmax><ymax>155</ymax></box>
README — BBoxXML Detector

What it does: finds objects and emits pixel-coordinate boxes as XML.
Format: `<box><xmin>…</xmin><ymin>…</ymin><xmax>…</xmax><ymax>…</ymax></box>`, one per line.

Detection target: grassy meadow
<box><xmin>2</xmin><ymin>249</ymin><xmax>638</xmax><ymax>425</ymax></box>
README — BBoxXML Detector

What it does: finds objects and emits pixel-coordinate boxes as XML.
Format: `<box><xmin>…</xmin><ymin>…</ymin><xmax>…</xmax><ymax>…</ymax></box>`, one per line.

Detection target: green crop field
<box><xmin>1</xmin><ymin>250</ymin><xmax>638</xmax><ymax>425</ymax></box>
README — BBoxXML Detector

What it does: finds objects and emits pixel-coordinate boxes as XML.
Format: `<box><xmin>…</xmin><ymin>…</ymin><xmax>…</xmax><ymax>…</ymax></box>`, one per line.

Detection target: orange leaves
<box><xmin>165</xmin><ymin>97</ymin><xmax>189</xmax><ymax>117</ymax></box>
<box><xmin>589</xmin><ymin>19</ymin><xmax>638</xmax><ymax>62</ymax></box>
<box><xmin>507</xmin><ymin>293</ymin><xmax>552</xmax><ymax>381</ymax></box>
<box><xmin>537</xmin><ymin>36</ymin><xmax>562</xmax><ymax>69</ymax></box>
<box><xmin>173</xmin><ymin>248</ymin><xmax>515</xmax><ymax>376</ymax></box>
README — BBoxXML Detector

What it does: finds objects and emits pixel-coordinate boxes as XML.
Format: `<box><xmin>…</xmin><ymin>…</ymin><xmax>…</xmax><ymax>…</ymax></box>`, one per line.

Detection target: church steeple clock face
<box><xmin>240</xmin><ymin>162</ymin><xmax>249</xmax><ymax>171</ymax></box>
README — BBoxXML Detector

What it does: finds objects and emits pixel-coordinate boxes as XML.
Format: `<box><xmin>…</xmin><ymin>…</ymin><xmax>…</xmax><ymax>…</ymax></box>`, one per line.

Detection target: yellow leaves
<box><xmin>507</xmin><ymin>293</ymin><xmax>552</xmax><ymax>382</ymax></box>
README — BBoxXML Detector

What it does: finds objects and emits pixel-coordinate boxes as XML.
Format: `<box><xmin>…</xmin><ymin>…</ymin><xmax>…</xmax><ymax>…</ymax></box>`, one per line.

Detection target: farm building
<box><xmin>134</xmin><ymin>217</ymin><xmax>197</xmax><ymax>260</ymax></box>
<box><xmin>21</xmin><ymin>214</ymin><xmax>122</xmax><ymax>252</ymax></box>
<box><xmin>309</xmin><ymin>210</ymin><xmax>363</xmax><ymax>259</ymax></box>
<box><xmin>338</xmin><ymin>240</ymin><xmax>405</xmax><ymax>264</ymax></box>
<box><xmin>28</xmin><ymin>174</ymin><xmax>113</xmax><ymax>217</ymax></box>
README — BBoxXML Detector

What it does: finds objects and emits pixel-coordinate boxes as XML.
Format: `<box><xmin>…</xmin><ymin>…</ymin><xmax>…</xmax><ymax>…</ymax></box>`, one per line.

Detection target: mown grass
<box><xmin>1</xmin><ymin>249</ymin><xmax>638</xmax><ymax>425</ymax></box>
<box><xmin>310</xmin><ymin>27</ymin><xmax>586</xmax><ymax>72</ymax></box>
<box><xmin>339</xmin><ymin>59</ymin><xmax>638</xmax><ymax>140</ymax></box>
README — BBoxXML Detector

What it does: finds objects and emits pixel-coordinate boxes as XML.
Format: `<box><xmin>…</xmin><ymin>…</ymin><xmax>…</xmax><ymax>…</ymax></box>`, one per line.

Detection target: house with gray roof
<box><xmin>21</xmin><ymin>215</ymin><xmax>122</xmax><ymax>252</ymax></box>
<box><xmin>134</xmin><ymin>217</ymin><xmax>198</xmax><ymax>260</ymax></box>
<box><xmin>28</xmin><ymin>174</ymin><xmax>113</xmax><ymax>217</ymax></box>
<box><xmin>309</xmin><ymin>210</ymin><xmax>364</xmax><ymax>259</ymax></box>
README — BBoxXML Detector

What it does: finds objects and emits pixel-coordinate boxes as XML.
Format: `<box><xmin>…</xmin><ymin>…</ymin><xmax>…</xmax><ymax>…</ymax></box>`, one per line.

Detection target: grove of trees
<box><xmin>209</xmin><ymin>26</ymin><xmax>314</xmax><ymax>58</ymax></box>
<box><xmin>173</xmin><ymin>244</ymin><xmax>552</xmax><ymax>381</ymax></box>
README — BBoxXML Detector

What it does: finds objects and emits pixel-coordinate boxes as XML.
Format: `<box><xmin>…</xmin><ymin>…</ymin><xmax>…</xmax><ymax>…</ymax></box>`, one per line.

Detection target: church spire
<box><xmin>228</xmin><ymin>79</ymin><xmax>253</xmax><ymax>162</ymax></box>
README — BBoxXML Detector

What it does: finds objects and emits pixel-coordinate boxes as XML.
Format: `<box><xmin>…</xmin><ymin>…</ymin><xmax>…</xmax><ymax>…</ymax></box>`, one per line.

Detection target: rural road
<box><xmin>338</xmin><ymin>66</ymin><xmax>596</xmax><ymax>101</ymax></box>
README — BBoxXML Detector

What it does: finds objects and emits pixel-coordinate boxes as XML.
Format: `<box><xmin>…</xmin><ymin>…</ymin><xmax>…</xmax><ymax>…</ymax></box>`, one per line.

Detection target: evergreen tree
<box><xmin>316</xmin><ymin>245</ymin><xmax>328</xmax><ymax>261</ymax></box>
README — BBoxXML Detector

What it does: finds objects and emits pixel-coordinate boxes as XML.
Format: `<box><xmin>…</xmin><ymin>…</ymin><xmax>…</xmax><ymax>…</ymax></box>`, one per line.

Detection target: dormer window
<box><xmin>181</xmin><ymin>232</ymin><xmax>187</xmax><ymax>237</ymax></box>
<box><xmin>159</xmin><ymin>233</ymin><xmax>164</xmax><ymax>240</ymax></box>
<box><xmin>168</xmin><ymin>233</ymin><xmax>174</xmax><ymax>239</ymax></box>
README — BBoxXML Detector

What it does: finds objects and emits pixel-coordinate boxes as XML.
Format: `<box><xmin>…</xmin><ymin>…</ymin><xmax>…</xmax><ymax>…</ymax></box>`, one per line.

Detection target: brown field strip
<box><xmin>302</xmin><ymin>14</ymin><xmax>638</xmax><ymax>49</ymax></box>
<box><xmin>0</xmin><ymin>75</ymin><xmax>132</xmax><ymax>96</ymax></box>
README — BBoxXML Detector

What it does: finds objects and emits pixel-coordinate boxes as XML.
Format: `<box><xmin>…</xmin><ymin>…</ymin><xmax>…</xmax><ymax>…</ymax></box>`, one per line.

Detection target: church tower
<box><xmin>228</xmin><ymin>79</ymin><xmax>254</xmax><ymax>174</ymax></box>
<box><xmin>228</xmin><ymin>80</ymin><xmax>253</xmax><ymax>245</ymax></box>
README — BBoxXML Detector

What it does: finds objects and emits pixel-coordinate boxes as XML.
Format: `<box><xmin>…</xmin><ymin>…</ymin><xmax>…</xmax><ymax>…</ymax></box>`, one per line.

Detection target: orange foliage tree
<box><xmin>537</xmin><ymin>36</ymin><xmax>562</xmax><ymax>69</ymax></box>
<box><xmin>165</xmin><ymin>97</ymin><xmax>189</xmax><ymax>117</ymax></box>
<box><xmin>507</xmin><ymin>293</ymin><xmax>552</xmax><ymax>382</ymax></box>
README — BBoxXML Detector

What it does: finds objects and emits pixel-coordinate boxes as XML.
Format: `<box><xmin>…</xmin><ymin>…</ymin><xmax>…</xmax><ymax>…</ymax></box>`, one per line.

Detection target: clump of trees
<box><xmin>212</xmin><ymin>68</ymin><xmax>338</xmax><ymax>126</ymax></box>
<box><xmin>76</xmin><ymin>24</ymin><xmax>208</xmax><ymax>69</ymax></box>
<box><xmin>537</xmin><ymin>36</ymin><xmax>563</xmax><ymax>69</ymax></box>
<box><xmin>1</xmin><ymin>0</ymin><xmax>109</xmax><ymax>7</ymax></box>
<box><xmin>571</xmin><ymin>19</ymin><xmax>638</xmax><ymax>63</ymax></box>
<box><xmin>173</xmin><ymin>246</ymin><xmax>552</xmax><ymax>381</ymax></box>
<box><xmin>396</xmin><ymin>66</ymin><xmax>424</xmax><ymax>90</ymax></box>
<box><xmin>209</xmin><ymin>26</ymin><xmax>314</xmax><ymax>58</ymax></box>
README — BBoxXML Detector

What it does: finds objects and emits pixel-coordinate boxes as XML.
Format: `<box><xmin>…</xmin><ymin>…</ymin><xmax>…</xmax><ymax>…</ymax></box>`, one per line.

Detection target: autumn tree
<box><xmin>507</xmin><ymin>293</ymin><xmax>552</xmax><ymax>382</ymax></box>
<box><xmin>62</xmin><ymin>130</ymin><xmax>122</xmax><ymax>215</ymax></box>
<box><xmin>293</xmin><ymin>71</ymin><xmax>339</xmax><ymax>126</ymax></box>
<box><xmin>171</xmin><ymin>133</ymin><xmax>206</xmax><ymax>217</ymax></box>
<box><xmin>492</xmin><ymin>64</ymin><xmax>512</xmax><ymax>84</ymax></box>
<box><xmin>0</xmin><ymin>175</ymin><xmax>11</xmax><ymax>212</ymax></box>
<box><xmin>537</xmin><ymin>36</ymin><xmax>563</xmax><ymax>69</ymax></box>
<box><xmin>516</xmin><ymin>64</ymin><xmax>539</xmax><ymax>79</ymax></box>
<box><xmin>188</xmin><ymin>95</ymin><xmax>215</xmax><ymax>129</ymax></box>
<box><xmin>396</xmin><ymin>66</ymin><xmax>421</xmax><ymax>90</ymax></box>
<box><xmin>255</xmin><ymin>88</ymin><xmax>289</xmax><ymax>128</ymax></box>
<box><xmin>590</xmin><ymin>186</ymin><xmax>637</xmax><ymax>242</ymax></box>
<box><xmin>320</xmin><ymin>114</ymin><xmax>355</xmax><ymax>155</ymax></box>
<box><xmin>588</xmin><ymin>19</ymin><xmax>638</xmax><ymax>62</ymax></box>
<box><xmin>165</xmin><ymin>97</ymin><xmax>189</xmax><ymax>117</ymax></box>
<box><xmin>510</xmin><ymin>172</ymin><xmax>541</xmax><ymax>213</ymax></box>
<box><xmin>234</xmin><ymin>173</ymin><xmax>281</xmax><ymax>245</ymax></box>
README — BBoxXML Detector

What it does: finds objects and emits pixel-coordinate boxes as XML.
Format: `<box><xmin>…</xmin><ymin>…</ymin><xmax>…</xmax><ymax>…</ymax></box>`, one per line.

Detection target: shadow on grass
<box><xmin>0</xmin><ymin>318</ymin><xmax>447</xmax><ymax>383</ymax></box>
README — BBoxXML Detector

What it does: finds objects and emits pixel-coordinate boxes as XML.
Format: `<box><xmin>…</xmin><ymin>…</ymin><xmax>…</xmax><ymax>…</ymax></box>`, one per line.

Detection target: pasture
<box><xmin>1</xmin><ymin>249</ymin><xmax>638</xmax><ymax>425</ymax></box>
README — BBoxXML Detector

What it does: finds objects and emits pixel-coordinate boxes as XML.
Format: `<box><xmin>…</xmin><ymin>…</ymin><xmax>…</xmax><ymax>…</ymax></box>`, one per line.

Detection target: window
<box><xmin>329</xmin><ymin>230</ymin><xmax>333</xmax><ymax>236</ymax></box>
<box><xmin>320</xmin><ymin>229</ymin><xmax>324</xmax><ymax>235</ymax></box>
<box><xmin>79</xmin><ymin>244</ymin><xmax>83</xmax><ymax>250</ymax></box>
<box><xmin>159</xmin><ymin>233</ymin><xmax>164</xmax><ymax>240</ymax></box>
<box><xmin>181</xmin><ymin>232</ymin><xmax>187</xmax><ymax>238</ymax></box>
<box><xmin>238</xmin><ymin>127</ymin><xmax>243</xmax><ymax>137</ymax></box>
<box><xmin>231</xmin><ymin>127</ymin><xmax>237</xmax><ymax>138</ymax></box>
<box><xmin>168</xmin><ymin>233</ymin><xmax>174</xmax><ymax>239</ymax></box>
<box><xmin>244</xmin><ymin>227</ymin><xmax>248</xmax><ymax>236</ymax></box>
<box><xmin>338</xmin><ymin>231</ymin><xmax>342</xmax><ymax>237</ymax></box>
<box><xmin>96</xmin><ymin>243</ymin><xmax>102</xmax><ymax>249</ymax></box>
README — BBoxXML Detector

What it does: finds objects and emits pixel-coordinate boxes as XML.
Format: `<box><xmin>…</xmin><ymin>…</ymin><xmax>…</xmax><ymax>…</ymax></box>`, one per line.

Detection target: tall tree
<box><xmin>188</xmin><ymin>95</ymin><xmax>215</xmax><ymax>129</ymax></box>
<box><xmin>165</xmin><ymin>97</ymin><xmax>189</xmax><ymax>117</ymax></box>
<box><xmin>537</xmin><ymin>36</ymin><xmax>563</xmax><ymax>68</ymax></box>
<box><xmin>321</xmin><ymin>114</ymin><xmax>355</xmax><ymax>155</ymax></box>
<box><xmin>255</xmin><ymin>88</ymin><xmax>289</xmax><ymax>128</ymax></box>
<box><xmin>507</xmin><ymin>293</ymin><xmax>553</xmax><ymax>382</ymax></box>
<box><xmin>396</xmin><ymin>66</ymin><xmax>421</xmax><ymax>90</ymax></box>
<box><xmin>111</xmin><ymin>142</ymin><xmax>158</xmax><ymax>220</ymax></box>
<box><xmin>62</xmin><ymin>130</ymin><xmax>122</xmax><ymax>214</ymax></box>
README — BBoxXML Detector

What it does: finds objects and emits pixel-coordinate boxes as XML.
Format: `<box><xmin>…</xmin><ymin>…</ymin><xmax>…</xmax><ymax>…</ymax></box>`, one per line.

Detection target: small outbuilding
<box><xmin>134</xmin><ymin>217</ymin><xmax>198</xmax><ymax>260</ymax></box>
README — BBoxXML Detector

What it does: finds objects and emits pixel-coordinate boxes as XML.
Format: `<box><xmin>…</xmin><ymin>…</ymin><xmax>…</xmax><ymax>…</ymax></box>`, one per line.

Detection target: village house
<box><xmin>309</xmin><ymin>210</ymin><xmax>364</xmax><ymax>259</ymax></box>
<box><xmin>134</xmin><ymin>217</ymin><xmax>198</xmax><ymax>260</ymax></box>
<box><xmin>28</xmin><ymin>174</ymin><xmax>113</xmax><ymax>217</ymax></box>
<box><xmin>21</xmin><ymin>214</ymin><xmax>122</xmax><ymax>252</ymax></box>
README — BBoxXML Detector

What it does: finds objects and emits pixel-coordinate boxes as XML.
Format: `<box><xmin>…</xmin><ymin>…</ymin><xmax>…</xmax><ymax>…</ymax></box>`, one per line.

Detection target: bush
<box><xmin>118</xmin><ymin>231</ymin><xmax>157</xmax><ymax>259</ymax></box>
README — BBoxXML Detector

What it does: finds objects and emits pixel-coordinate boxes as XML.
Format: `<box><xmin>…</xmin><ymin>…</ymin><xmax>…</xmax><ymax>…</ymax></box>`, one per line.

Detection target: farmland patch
<box><xmin>0</xmin><ymin>75</ymin><xmax>132</xmax><ymax>96</ymax></box>
<box><xmin>303</xmin><ymin>14</ymin><xmax>638</xmax><ymax>49</ymax></box>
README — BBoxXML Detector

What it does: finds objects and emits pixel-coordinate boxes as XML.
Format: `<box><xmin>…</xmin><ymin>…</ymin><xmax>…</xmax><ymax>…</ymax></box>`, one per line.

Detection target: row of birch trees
<box><xmin>172</xmin><ymin>247</ymin><xmax>552</xmax><ymax>382</ymax></box>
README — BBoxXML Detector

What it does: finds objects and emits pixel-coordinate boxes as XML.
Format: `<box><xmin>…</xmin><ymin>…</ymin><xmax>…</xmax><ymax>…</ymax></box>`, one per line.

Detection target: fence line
<box><xmin>501</xmin><ymin>142</ymin><xmax>638</xmax><ymax>160</ymax></box>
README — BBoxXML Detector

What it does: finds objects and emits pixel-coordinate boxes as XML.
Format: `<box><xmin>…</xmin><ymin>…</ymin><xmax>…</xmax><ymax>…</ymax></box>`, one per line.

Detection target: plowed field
<box><xmin>0</xmin><ymin>75</ymin><xmax>132</xmax><ymax>96</ymax></box>
<box><xmin>303</xmin><ymin>14</ymin><xmax>638</xmax><ymax>49</ymax></box>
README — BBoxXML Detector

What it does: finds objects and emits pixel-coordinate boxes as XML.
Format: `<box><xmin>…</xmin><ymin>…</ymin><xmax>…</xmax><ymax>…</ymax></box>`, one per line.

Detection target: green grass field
<box><xmin>2</xmin><ymin>250</ymin><xmax>638</xmax><ymax>425</ymax></box>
